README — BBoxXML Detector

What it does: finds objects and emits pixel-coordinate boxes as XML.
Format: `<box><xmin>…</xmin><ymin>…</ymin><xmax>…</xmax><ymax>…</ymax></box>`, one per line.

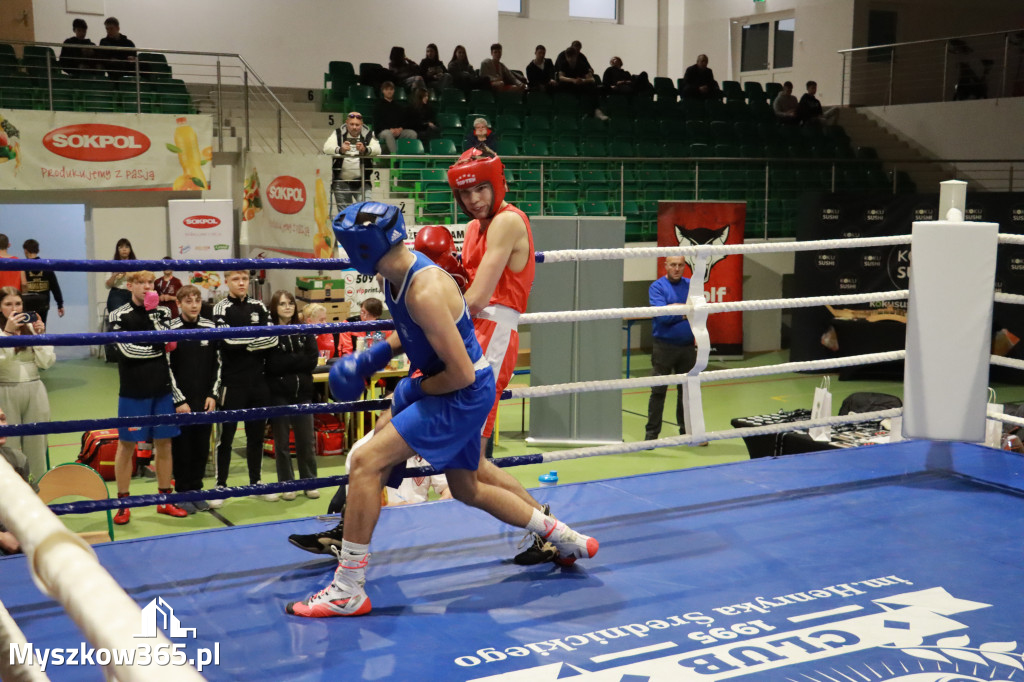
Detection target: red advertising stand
<box><xmin>656</xmin><ymin>201</ymin><xmax>745</xmax><ymax>356</ymax></box>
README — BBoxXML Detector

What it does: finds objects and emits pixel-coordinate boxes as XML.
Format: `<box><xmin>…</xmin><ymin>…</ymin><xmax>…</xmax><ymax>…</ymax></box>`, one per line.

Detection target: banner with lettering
<box><xmin>0</xmin><ymin>109</ymin><xmax>212</xmax><ymax>190</ymax></box>
<box><xmin>168</xmin><ymin>199</ymin><xmax>234</xmax><ymax>301</ymax></box>
<box><xmin>657</xmin><ymin>201</ymin><xmax>746</xmax><ymax>356</ymax></box>
<box><xmin>791</xmin><ymin>192</ymin><xmax>1024</xmax><ymax>380</ymax></box>
<box><xmin>241</xmin><ymin>152</ymin><xmax>333</xmax><ymax>258</ymax></box>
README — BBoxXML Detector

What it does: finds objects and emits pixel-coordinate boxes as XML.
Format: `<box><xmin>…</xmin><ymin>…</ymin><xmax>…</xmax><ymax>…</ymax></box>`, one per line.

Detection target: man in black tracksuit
<box><xmin>168</xmin><ymin>285</ymin><xmax>220</xmax><ymax>512</ymax></box>
<box><xmin>212</xmin><ymin>271</ymin><xmax>278</xmax><ymax>496</ymax></box>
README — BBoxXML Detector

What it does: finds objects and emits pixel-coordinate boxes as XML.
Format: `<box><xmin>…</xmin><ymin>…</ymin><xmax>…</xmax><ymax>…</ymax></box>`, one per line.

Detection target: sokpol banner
<box><xmin>0</xmin><ymin>109</ymin><xmax>212</xmax><ymax>190</ymax></box>
<box><xmin>657</xmin><ymin>201</ymin><xmax>746</xmax><ymax>357</ymax></box>
<box><xmin>168</xmin><ymin>199</ymin><xmax>234</xmax><ymax>301</ymax></box>
<box><xmin>241</xmin><ymin>152</ymin><xmax>333</xmax><ymax>258</ymax></box>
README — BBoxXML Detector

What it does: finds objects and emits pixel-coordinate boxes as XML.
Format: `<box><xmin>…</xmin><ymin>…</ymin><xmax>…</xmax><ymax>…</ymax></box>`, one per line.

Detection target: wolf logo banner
<box><xmin>657</xmin><ymin>201</ymin><xmax>745</xmax><ymax>356</ymax></box>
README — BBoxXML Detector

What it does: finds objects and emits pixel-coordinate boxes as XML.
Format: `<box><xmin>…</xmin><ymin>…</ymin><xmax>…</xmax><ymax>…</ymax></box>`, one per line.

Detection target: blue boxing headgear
<box><xmin>333</xmin><ymin>202</ymin><xmax>407</xmax><ymax>275</ymax></box>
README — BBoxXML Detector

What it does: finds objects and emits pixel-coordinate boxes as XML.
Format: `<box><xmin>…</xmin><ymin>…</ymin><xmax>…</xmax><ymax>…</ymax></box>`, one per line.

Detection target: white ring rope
<box><xmin>997</xmin><ymin>234</ymin><xmax>1024</xmax><ymax>246</ymax></box>
<box><xmin>539</xmin><ymin>235</ymin><xmax>912</xmax><ymax>263</ymax></box>
<box><xmin>0</xmin><ymin>458</ymin><xmax>203</xmax><ymax>682</ymax></box>
<box><xmin>0</xmin><ymin>598</ymin><xmax>47</xmax><ymax>681</ymax></box>
<box><xmin>991</xmin><ymin>355</ymin><xmax>1024</xmax><ymax>372</ymax></box>
<box><xmin>507</xmin><ymin>351</ymin><xmax>907</xmax><ymax>400</ymax></box>
<box><xmin>994</xmin><ymin>292</ymin><xmax>1024</xmax><ymax>305</ymax></box>
<box><xmin>987</xmin><ymin>411</ymin><xmax>1024</xmax><ymax>428</ymax></box>
<box><xmin>529</xmin><ymin>409</ymin><xmax>903</xmax><ymax>463</ymax></box>
<box><xmin>519</xmin><ymin>291</ymin><xmax>909</xmax><ymax>325</ymax></box>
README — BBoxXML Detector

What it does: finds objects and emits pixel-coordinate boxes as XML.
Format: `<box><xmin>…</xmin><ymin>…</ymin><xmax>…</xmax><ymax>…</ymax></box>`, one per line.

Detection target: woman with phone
<box><xmin>0</xmin><ymin>286</ymin><xmax>55</xmax><ymax>481</ymax></box>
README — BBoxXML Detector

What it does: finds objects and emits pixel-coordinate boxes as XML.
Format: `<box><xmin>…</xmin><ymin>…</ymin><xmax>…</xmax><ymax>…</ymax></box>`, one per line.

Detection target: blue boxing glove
<box><xmin>329</xmin><ymin>342</ymin><xmax>393</xmax><ymax>402</ymax></box>
<box><xmin>390</xmin><ymin>376</ymin><xmax>426</xmax><ymax>416</ymax></box>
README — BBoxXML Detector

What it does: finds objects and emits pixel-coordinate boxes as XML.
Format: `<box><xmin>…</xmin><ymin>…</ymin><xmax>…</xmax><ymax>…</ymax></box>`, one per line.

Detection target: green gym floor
<box><xmin>39</xmin><ymin>352</ymin><xmax>1024</xmax><ymax>543</ymax></box>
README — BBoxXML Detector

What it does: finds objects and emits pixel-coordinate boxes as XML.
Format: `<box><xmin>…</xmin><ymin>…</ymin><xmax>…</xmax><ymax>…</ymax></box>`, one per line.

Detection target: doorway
<box><xmin>0</xmin><ymin>203</ymin><xmax>90</xmax><ymax>359</ymax></box>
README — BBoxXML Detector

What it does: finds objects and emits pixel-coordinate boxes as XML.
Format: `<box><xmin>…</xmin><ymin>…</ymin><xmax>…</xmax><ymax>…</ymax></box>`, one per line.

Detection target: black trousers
<box><xmin>216</xmin><ymin>383</ymin><xmax>270</xmax><ymax>486</ymax></box>
<box><xmin>645</xmin><ymin>339</ymin><xmax>697</xmax><ymax>439</ymax></box>
<box><xmin>172</xmin><ymin>423</ymin><xmax>212</xmax><ymax>492</ymax></box>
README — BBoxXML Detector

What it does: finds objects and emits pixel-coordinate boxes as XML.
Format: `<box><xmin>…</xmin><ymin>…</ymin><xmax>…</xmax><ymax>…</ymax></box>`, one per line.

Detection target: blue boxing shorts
<box><xmin>388</xmin><ymin>360</ymin><xmax>494</xmax><ymax>478</ymax></box>
<box><xmin>117</xmin><ymin>393</ymin><xmax>181</xmax><ymax>441</ymax></box>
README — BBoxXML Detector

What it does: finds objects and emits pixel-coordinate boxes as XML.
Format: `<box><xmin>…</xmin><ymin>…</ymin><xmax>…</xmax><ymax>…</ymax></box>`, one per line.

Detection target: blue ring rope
<box><xmin>48</xmin><ymin>453</ymin><xmax>548</xmax><ymax>515</ymax></box>
<box><xmin>0</xmin><ymin>252</ymin><xmax>551</xmax><ymax>273</ymax></box>
<box><xmin>0</xmin><ymin>400</ymin><xmax>393</xmax><ymax>438</ymax></box>
<box><xmin>0</xmin><ymin>319</ymin><xmax>397</xmax><ymax>348</ymax></box>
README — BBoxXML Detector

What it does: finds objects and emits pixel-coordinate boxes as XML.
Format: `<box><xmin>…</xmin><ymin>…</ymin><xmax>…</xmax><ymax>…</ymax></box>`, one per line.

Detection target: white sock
<box><xmin>526</xmin><ymin>508</ymin><xmax>559</xmax><ymax>539</ymax></box>
<box><xmin>341</xmin><ymin>540</ymin><xmax>368</xmax><ymax>558</ymax></box>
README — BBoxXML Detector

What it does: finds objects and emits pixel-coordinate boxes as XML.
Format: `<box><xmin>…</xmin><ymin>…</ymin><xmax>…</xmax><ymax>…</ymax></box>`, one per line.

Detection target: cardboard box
<box><xmin>296</xmin><ymin>277</ymin><xmax>346</xmax><ymax>302</ymax></box>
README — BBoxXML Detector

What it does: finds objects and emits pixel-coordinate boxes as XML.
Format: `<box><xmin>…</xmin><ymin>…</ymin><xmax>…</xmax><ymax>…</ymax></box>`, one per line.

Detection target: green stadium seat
<box><xmin>581</xmin><ymin>139</ymin><xmax>608</xmax><ymax>157</ymax></box>
<box><xmin>522</xmin><ymin>138</ymin><xmax>550</xmax><ymax>156</ymax></box>
<box><xmin>523</xmin><ymin>115</ymin><xmax>552</xmax><ymax>142</ymax></box>
<box><xmin>608</xmin><ymin>139</ymin><xmax>635</xmax><ymax>157</ymax></box>
<box><xmin>495</xmin><ymin>113</ymin><xmax>523</xmax><ymax>143</ymax></box>
<box><xmin>547</xmin><ymin>201</ymin><xmax>578</xmax><ymax>216</ymax></box>
<box><xmin>525</xmin><ymin>91</ymin><xmax>553</xmax><ymax>115</ymax></box>
<box><xmin>579</xmin><ymin>200</ymin><xmax>611</xmax><ymax>215</ymax></box>
<box><xmin>429</xmin><ymin>137</ymin><xmax>458</xmax><ymax>156</ymax></box>
<box><xmin>743</xmin><ymin>81</ymin><xmax>767</xmax><ymax>104</ymax></box>
<box><xmin>494</xmin><ymin>139</ymin><xmax>520</xmax><ymax>157</ymax></box>
<box><xmin>722</xmin><ymin>80</ymin><xmax>745</xmax><ymax>102</ymax></box>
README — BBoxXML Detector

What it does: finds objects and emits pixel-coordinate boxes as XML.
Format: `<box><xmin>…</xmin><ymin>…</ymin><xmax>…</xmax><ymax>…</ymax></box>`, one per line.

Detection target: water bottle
<box><xmin>539</xmin><ymin>471</ymin><xmax>558</xmax><ymax>487</ymax></box>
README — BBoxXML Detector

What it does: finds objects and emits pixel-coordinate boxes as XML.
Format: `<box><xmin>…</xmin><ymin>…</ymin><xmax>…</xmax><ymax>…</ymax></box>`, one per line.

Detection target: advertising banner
<box><xmin>0</xmin><ymin>109</ymin><xmax>212</xmax><ymax>190</ymax></box>
<box><xmin>791</xmin><ymin>192</ymin><xmax>1024</xmax><ymax>379</ymax></box>
<box><xmin>168</xmin><ymin>199</ymin><xmax>234</xmax><ymax>301</ymax></box>
<box><xmin>657</xmin><ymin>201</ymin><xmax>746</xmax><ymax>356</ymax></box>
<box><xmin>241</xmin><ymin>152</ymin><xmax>333</xmax><ymax>258</ymax></box>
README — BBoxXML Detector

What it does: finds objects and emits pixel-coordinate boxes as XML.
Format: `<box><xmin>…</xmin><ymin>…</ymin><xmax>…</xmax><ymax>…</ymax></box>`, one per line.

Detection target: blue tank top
<box><xmin>385</xmin><ymin>251</ymin><xmax>482</xmax><ymax>376</ymax></box>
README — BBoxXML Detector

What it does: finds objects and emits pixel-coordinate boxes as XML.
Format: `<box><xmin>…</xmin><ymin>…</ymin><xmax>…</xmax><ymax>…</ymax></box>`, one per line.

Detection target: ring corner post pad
<box><xmin>902</xmin><ymin>217</ymin><xmax>999</xmax><ymax>442</ymax></box>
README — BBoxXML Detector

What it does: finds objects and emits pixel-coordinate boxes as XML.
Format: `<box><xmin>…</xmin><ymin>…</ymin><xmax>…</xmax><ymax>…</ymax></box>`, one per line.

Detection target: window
<box><xmin>569</xmin><ymin>0</ymin><xmax>617</xmax><ymax>21</ymax></box>
<box><xmin>739</xmin><ymin>15</ymin><xmax>796</xmax><ymax>73</ymax></box>
<box><xmin>498</xmin><ymin>0</ymin><xmax>523</xmax><ymax>14</ymax></box>
<box><xmin>774</xmin><ymin>19</ymin><xmax>795</xmax><ymax>70</ymax></box>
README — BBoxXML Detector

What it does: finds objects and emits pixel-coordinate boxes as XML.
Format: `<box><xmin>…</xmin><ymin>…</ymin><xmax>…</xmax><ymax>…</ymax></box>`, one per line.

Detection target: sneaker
<box><xmin>513</xmin><ymin>505</ymin><xmax>559</xmax><ymax>565</ymax></box>
<box><xmin>207</xmin><ymin>485</ymin><xmax>226</xmax><ymax>509</ymax></box>
<box><xmin>113</xmin><ymin>507</ymin><xmax>130</xmax><ymax>525</ymax></box>
<box><xmin>177</xmin><ymin>501</ymin><xmax>198</xmax><ymax>515</ymax></box>
<box><xmin>281</xmin><ymin>491</ymin><xmax>297</xmax><ymax>501</ymax></box>
<box><xmin>192</xmin><ymin>499</ymin><xmax>211</xmax><ymax>512</ymax></box>
<box><xmin>286</xmin><ymin>552</ymin><xmax>371</xmax><ymax>618</ymax></box>
<box><xmin>546</xmin><ymin>520</ymin><xmax>599</xmax><ymax>567</ymax></box>
<box><xmin>305</xmin><ymin>489</ymin><xmax>320</xmax><ymax>499</ymax></box>
<box><xmin>288</xmin><ymin>519</ymin><xmax>345</xmax><ymax>555</ymax></box>
<box><xmin>285</xmin><ymin>576</ymin><xmax>371</xmax><ymax>618</ymax></box>
<box><xmin>252</xmin><ymin>480</ymin><xmax>279</xmax><ymax>502</ymax></box>
<box><xmin>157</xmin><ymin>503</ymin><xmax>189</xmax><ymax>518</ymax></box>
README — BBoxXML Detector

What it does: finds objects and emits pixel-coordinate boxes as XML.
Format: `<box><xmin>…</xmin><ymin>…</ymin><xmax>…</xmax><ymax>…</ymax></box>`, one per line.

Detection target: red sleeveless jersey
<box><xmin>461</xmin><ymin>203</ymin><xmax>535</xmax><ymax>313</ymax></box>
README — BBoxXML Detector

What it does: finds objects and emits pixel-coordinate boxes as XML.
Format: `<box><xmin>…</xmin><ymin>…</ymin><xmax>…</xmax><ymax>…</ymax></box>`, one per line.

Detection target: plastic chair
<box><xmin>37</xmin><ymin>463</ymin><xmax>114</xmax><ymax>544</ymax></box>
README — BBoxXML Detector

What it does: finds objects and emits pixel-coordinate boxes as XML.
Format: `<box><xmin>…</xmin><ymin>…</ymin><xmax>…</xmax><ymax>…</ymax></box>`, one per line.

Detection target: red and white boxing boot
<box><xmin>286</xmin><ymin>548</ymin><xmax>372</xmax><ymax>618</ymax></box>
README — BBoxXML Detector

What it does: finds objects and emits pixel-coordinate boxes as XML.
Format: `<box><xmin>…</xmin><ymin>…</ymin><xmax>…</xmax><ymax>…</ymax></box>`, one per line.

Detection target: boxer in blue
<box><xmin>287</xmin><ymin>202</ymin><xmax>599</xmax><ymax>618</ymax></box>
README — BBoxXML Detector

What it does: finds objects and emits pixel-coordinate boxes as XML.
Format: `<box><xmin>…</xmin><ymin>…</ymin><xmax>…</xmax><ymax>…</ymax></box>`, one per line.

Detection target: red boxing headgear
<box><xmin>447</xmin><ymin>147</ymin><xmax>507</xmax><ymax>219</ymax></box>
<box><xmin>414</xmin><ymin>224</ymin><xmax>455</xmax><ymax>262</ymax></box>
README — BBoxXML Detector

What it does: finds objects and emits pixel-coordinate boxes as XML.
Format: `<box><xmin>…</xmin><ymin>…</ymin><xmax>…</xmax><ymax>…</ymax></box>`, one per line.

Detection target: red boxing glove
<box><xmin>436</xmin><ymin>252</ymin><xmax>470</xmax><ymax>292</ymax></box>
<box><xmin>414</xmin><ymin>225</ymin><xmax>455</xmax><ymax>262</ymax></box>
<box><xmin>165</xmin><ymin>341</ymin><xmax>178</xmax><ymax>353</ymax></box>
<box><xmin>144</xmin><ymin>291</ymin><xmax>159</xmax><ymax>311</ymax></box>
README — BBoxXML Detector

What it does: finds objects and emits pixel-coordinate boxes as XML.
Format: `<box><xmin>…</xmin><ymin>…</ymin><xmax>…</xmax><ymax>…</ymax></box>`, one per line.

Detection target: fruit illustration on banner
<box><xmin>166</xmin><ymin>116</ymin><xmax>208</xmax><ymax>190</ymax></box>
<box><xmin>312</xmin><ymin>168</ymin><xmax>335</xmax><ymax>258</ymax></box>
<box><xmin>0</xmin><ymin>114</ymin><xmax>21</xmax><ymax>174</ymax></box>
<box><xmin>242</xmin><ymin>167</ymin><xmax>262</xmax><ymax>222</ymax></box>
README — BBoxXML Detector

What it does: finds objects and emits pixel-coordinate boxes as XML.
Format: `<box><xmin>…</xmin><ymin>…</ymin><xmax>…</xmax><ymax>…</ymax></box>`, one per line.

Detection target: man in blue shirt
<box><xmin>646</xmin><ymin>256</ymin><xmax>697</xmax><ymax>441</ymax></box>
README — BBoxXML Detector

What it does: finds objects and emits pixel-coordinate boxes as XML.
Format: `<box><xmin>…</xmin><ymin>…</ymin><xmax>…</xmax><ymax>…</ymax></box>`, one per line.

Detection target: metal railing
<box><xmin>0</xmin><ymin>40</ymin><xmax>320</xmax><ymax>154</ymax></box>
<box><xmin>838</xmin><ymin>29</ymin><xmax>1024</xmax><ymax>107</ymax></box>
<box><xmin>372</xmin><ymin>154</ymin><xmax>1023</xmax><ymax>241</ymax></box>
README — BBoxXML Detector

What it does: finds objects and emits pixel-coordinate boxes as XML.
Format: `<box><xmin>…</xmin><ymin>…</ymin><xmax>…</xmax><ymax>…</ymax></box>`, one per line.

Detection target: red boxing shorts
<box><xmin>474</xmin><ymin>304</ymin><xmax>521</xmax><ymax>439</ymax></box>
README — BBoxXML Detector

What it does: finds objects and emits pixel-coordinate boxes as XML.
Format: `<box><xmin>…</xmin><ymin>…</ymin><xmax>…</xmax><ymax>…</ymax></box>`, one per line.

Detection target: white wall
<box><xmin>861</xmin><ymin>98</ymin><xmax>1024</xmax><ymax>160</ymax></box>
<box><xmin>682</xmin><ymin>0</ymin><xmax>856</xmax><ymax>105</ymax></box>
<box><xmin>31</xmin><ymin>0</ymin><xmax>498</xmax><ymax>90</ymax></box>
<box><xmin>498</xmin><ymin>0</ymin><xmax>661</xmax><ymax>82</ymax></box>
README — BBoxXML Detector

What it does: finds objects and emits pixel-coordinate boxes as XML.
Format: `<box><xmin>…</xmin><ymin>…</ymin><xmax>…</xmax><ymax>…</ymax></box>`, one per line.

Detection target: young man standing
<box><xmin>212</xmin><ymin>270</ymin><xmax>278</xmax><ymax>501</ymax></box>
<box><xmin>21</xmin><ymin>239</ymin><xmax>64</xmax><ymax>324</ymax></box>
<box><xmin>286</xmin><ymin>202</ymin><xmax>597</xmax><ymax>618</ymax></box>
<box><xmin>373</xmin><ymin>81</ymin><xmax>416</xmax><ymax>155</ymax></box>
<box><xmin>108</xmin><ymin>271</ymin><xmax>186</xmax><ymax>524</ymax></box>
<box><xmin>168</xmin><ymin>285</ymin><xmax>219</xmax><ymax>513</ymax></box>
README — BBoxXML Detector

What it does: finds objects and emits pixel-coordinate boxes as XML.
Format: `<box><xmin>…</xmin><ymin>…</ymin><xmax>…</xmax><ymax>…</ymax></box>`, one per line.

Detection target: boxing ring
<box><xmin>1</xmin><ymin>186</ymin><xmax>1024</xmax><ymax>681</ymax></box>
